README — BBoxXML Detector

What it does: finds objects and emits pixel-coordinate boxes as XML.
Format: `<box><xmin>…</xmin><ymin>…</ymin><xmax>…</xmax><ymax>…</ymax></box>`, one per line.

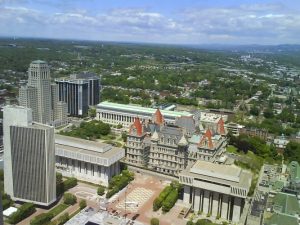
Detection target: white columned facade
<box><xmin>212</xmin><ymin>192</ymin><xmax>219</xmax><ymax>217</ymax></box>
<box><xmin>203</xmin><ymin>190</ymin><xmax>210</xmax><ymax>214</ymax></box>
<box><xmin>194</xmin><ymin>188</ymin><xmax>201</xmax><ymax>212</ymax></box>
<box><xmin>232</xmin><ymin>197</ymin><xmax>242</xmax><ymax>222</ymax></box>
<box><xmin>183</xmin><ymin>186</ymin><xmax>190</xmax><ymax>204</ymax></box>
<box><xmin>221</xmin><ymin>194</ymin><xmax>229</xmax><ymax>220</ymax></box>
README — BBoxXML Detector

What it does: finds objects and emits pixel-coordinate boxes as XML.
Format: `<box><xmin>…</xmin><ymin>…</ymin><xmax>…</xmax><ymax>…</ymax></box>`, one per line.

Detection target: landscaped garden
<box><xmin>153</xmin><ymin>181</ymin><xmax>182</xmax><ymax>213</ymax></box>
<box><xmin>106</xmin><ymin>169</ymin><xmax>134</xmax><ymax>199</ymax></box>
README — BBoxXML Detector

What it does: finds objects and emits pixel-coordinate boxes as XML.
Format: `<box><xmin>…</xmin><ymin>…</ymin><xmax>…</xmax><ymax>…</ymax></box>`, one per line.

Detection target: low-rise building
<box><xmin>225</xmin><ymin>122</ymin><xmax>244</xmax><ymax>136</ymax></box>
<box><xmin>96</xmin><ymin>101</ymin><xmax>192</xmax><ymax>128</ymax></box>
<box><xmin>273</xmin><ymin>134</ymin><xmax>289</xmax><ymax>153</ymax></box>
<box><xmin>55</xmin><ymin>135</ymin><xmax>124</xmax><ymax>186</ymax></box>
<box><xmin>240</xmin><ymin>127</ymin><xmax>270</xmax><ymax>140</ymax></box>
<box><xmin>179</xmin><ymin>161</ymin><xmax>252</xmax><ymax>223</ymax></box>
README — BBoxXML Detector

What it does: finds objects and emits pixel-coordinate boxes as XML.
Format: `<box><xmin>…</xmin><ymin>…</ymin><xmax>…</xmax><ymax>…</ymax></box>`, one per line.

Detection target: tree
<box><xmin>150</xmin><ymin>218</ymin><xmax>160</xmax><ymax>225</ymax></box>
<box><xmin>56</xmin><ymin>173</ymin><xmax>64</xmax><ymax>197</ymax></box>
<box><xmin>250</xmin><ymin>106</ymin><xmax>259</xmax><ymax>116</ymax></box>
<box><xmin>88</xmin><ymin>108</ymin><xmax>96</xmax><ymax>118</ymax></box>
<box><xmin>263</xmin><ymin>108</ymin><xmax>274</xmax><ymax>118</ymax></box>
<box><xmin>63</xmin><ymin>193</ymin><xmax>77</xmax><ymax>205</ymax></box>
<box><xmin>121</xmin><ymin>132</ymin><xmax>127</xmax><ymax>142</ymax></box>
<box><xmin>97</xmin><ymin>186</ymin><xmax>105</xmax><ymax>196</ymax></box>
<box><xmin>284</xmin><ymin>142</ymin><xmax>300</xmax><ymax>163</ymax></box>
<box><xmin>79</xmin><ymin>199</ymin><xmax>87</xmax><ymax>209</ymax></box>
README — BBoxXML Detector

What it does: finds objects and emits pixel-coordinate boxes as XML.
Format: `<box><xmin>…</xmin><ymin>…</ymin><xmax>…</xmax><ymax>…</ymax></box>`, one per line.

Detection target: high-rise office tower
<box><xmin>56</xmin><ymin>72</ymin><xmax>100</xmax><ymax>116</ymax></box>
<box><xmin>70</xmin><ymin>72</ymin><xmax>100</xmax><ymax>105</ymax></box>
<box><xmin>56</xmin><ymin>79</ymin><xmax>89</xmax><ymax>116</ymax></box>
<box><xmin>18</xmin><ymin>85</ymin><xmax>38</xmax><ymax>121</ymax></box>
<box><xmin>19</xmin><ymin>61</ymin><xmax>67</xmax><ymax>126</ymax></box>
<box><xmin>3</xmin><ymin>105</ymin><xmax>56</xmax><ymax>206</ymax></box>
<box><xmin>27</xmin><ymin>60</ymin><xmax>52</xmax><ymax>124</ymax></box>
<box><xmin>51</xmin><ymin>84</ymin><xmax>68</xmax><ymax>126</ymax></box>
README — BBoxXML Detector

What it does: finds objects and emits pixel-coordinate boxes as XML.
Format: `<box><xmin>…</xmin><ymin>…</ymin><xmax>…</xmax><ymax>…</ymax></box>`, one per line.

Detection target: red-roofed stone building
<box><xmin>126</xmin><ymin>117</ymin><xmax>150</xmax><ymax>167</ymax></box>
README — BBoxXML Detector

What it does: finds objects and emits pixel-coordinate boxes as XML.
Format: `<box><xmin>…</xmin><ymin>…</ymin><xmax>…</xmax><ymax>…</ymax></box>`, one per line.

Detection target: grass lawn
<box><xmin>226</xmin><ymin>145</ymin><xmax>238</xmax><ymax>154</ymax></box>
<box><xmin>48</xmin><ymin>203</ymin><xmax>69</xmax><ymax>217</ymax></box>
<box><xmin>100</xmin><ymin>134</ymin><xmax>116</xmax><ymax>140</ymax></box>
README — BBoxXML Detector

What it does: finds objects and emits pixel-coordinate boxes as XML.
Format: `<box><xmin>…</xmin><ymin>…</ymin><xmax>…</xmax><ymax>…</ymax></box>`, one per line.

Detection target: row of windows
<box><xmin>231</xmin><ymin>187</ymin><xmax>247</xmax><ymax>197</ymax></box>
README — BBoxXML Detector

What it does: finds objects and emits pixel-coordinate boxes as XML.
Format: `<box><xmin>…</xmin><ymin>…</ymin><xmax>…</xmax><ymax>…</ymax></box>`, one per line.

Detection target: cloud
<box><xmin>0</xmin><ymin>2</ymin><xmax>299</xmax><ymax>44</ymax></box>
<box><xmin>179</xmin><ymin>3</ymin><xmax>300</xmax><ymax>43</ymax></box>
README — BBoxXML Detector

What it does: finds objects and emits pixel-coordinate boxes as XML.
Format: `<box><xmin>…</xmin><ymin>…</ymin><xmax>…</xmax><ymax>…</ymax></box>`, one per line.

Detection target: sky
<box><xmin>0</xmin><ymin>0</ymin><xmax>300</xmax><ymax>45</ymax></box>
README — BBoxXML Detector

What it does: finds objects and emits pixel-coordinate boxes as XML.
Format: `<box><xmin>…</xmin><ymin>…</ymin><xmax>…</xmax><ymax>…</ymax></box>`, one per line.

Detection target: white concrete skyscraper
<box><xmin>3</xmin><ymin>105</ymin><xmax>56</xmax><ymax>206</ymax></box>
<box><xmin>27</xmin><ymin>60</ymin><xmax>52</xmax><ymax>124</ymax></box>
<box><xmin>19</xmin><ymin>60</ymin><xmax>67</xmax><ymax>126</ymax></box>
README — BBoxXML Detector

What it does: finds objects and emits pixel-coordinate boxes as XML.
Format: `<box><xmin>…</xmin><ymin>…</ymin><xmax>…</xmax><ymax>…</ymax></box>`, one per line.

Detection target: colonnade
<box><xmin>183</xmin><ymin>186</ymin><xmax>242</xmax><ymax>222</ymax></box>
<box><xmin>55</xmin><ymin>156</ymin><xmax>120</xmax><ymax>186</ymax></box>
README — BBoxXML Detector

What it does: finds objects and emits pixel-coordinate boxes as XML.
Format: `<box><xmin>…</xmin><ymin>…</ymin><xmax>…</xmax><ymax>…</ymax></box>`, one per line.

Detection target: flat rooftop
<box><xmin>181</xmin><ymin>160</ymin><xmax>252</xmax><ymax>189</ymax></box>
<box><xmin>191</xmin><ymin>160</ymin><xmax>242</xmax><ymax>182</ymax></box>
<box><xmin>55</xmin><ymin>134</ymin><xmax>112</xmax><ymax>153</ymax></box>
<box><xmin>55</xmin><ymin>135</ymin><xmax>125</xmax><ymax>164</ymax></box>
<box><xmin>97</xmin><ymin>101</ymin><xmax>192</xmax><ymax>118</ymax></box>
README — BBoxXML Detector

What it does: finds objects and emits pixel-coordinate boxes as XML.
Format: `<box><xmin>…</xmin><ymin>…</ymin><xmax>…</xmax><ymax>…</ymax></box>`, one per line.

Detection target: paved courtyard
<box><xmin>116</xmin><ymin>187</ymin><xmax>154</xmax><ymax>213</ymax></box>
<box><xmin>108</xmin><ymin>172</ymin><xmax>187</xmax><ymax>225</ymax></box>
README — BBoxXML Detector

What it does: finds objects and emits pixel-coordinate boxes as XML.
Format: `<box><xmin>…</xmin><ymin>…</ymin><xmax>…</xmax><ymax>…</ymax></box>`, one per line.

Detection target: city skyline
<box><xmin>0</xmin><ymin>0</ymin><xmax>300</xmax><ymax>45</ymax></box>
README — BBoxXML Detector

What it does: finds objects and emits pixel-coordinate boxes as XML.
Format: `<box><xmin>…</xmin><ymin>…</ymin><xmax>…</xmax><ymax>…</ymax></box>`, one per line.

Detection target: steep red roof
<box><xmin>217</xmin><ymin>117</ymin><xmax>226</xmax><ymax>135</ymax></box>
<box><xmin>199</xmin><ymin>129</ymin><xmax>214</xmax><ymax>149</ymax></box>
<box><xmin>129</xmin><ymin>117</ymin><xmax>143</xmax><ymax>136</ymax></box>
<box><xmin>153</xmin><ymin>109</ymin><xmax>164</xmax><ymax>125</ymax></box>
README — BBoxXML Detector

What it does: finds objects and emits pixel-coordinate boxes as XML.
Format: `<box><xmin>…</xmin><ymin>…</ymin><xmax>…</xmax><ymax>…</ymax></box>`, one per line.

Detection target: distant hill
<box><xmin>189</xmin><ymin>44</ymin><xmax>300</xmax><ymax>53</ymax></box>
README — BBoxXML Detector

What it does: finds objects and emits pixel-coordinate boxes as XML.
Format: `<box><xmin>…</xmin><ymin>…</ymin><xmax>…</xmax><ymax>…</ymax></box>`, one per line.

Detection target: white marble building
<box><xmin>97</xmin><ymin>101</ymin><xmax>192</xmax><ymax>128</ymax></box>
<box><xmin>55</xmin><ymin>135</ymin><xmax>125</xmax><ymax>186</ymax></box>
<box><xmin>179</xmin><ymin>161</ymin><xmax>252</xmax><ymax>223</ymax></box>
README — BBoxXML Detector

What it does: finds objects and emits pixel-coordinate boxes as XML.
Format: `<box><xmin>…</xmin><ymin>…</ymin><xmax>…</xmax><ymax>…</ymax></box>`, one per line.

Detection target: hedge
<box><xmin>79</xmin><ymin>199</ymin><xmax>87</xmax><ymax>209</ymax></box>
<box><xmin>57</xmin><ymin>213</ymin><xmax>69</xmax><ymax>225</ymax></box>
<box><xmin>162</xmin><ymin>188</ymin><xmax>178</xmax><ymax>213</ymax></box>
<box><xmin>97</xmin><ymin>185</ymin><xmax>105</xmax><ymax>196</ymax></box>
<box><xmin>30</xmin><ymin>203</ymin><xmax>70</xmax><ymax>225</ymax></box>
<box><xmin>48</xmin><ymin>203</ymin><xmax>68</xmax><ymax>217</ymax></box>
<box><xmin>30</xmin><ymin>213</ymin><xmax>53</xmax><ymax>225</ymax></box>
<box><xmin>106</xmin><ymin>170</ymin><xmax>134</xmax><ymax>199</ymax></box>
<box><xmin>63</xmin><ymin>193</ymin><xmax>77</xmax><ymax>205</ymax></box>
<box><xmin>8</xmin><ymin>203</ymin><xmax>36</xmax><ymax>224</ymax></box>
<box><xmin>56</xmin><ymin>174</ymin><xmax>78</xmax><ymax>197</ymax></box>
<box><xmin>63</xmin><ymin>178</ymin><xmax>78</xmax><ymax>191</ymax></box>
<box><xmin>150</xmin><ymin>217</ymin><xmax>160</xmax><ymax>225</ymax></box>
<box><xmin>153</xmin><ymin>186</ymin><xmax>172</xmax><ymax>211</ymax></box>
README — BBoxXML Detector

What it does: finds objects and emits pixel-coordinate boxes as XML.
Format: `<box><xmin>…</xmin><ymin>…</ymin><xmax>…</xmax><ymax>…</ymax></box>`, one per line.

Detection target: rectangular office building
<box><xmin>179</xmin><ymin>161</ymin><xmax>252</xmax><ymax>223</ymax></box>
<box><xmin>56</xmin><ymin>79</ymin><xmax>89</xmax><ymax>116</ymax></box>
<box><xmin>55</xmin><ymin>135</ymin><xmax>125</xmax><ymax>186</ymax></box>
<box><xmin>4</xmin><ymin>106</ymin><xmax>56</xmax><ymax>206</ymax></box>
